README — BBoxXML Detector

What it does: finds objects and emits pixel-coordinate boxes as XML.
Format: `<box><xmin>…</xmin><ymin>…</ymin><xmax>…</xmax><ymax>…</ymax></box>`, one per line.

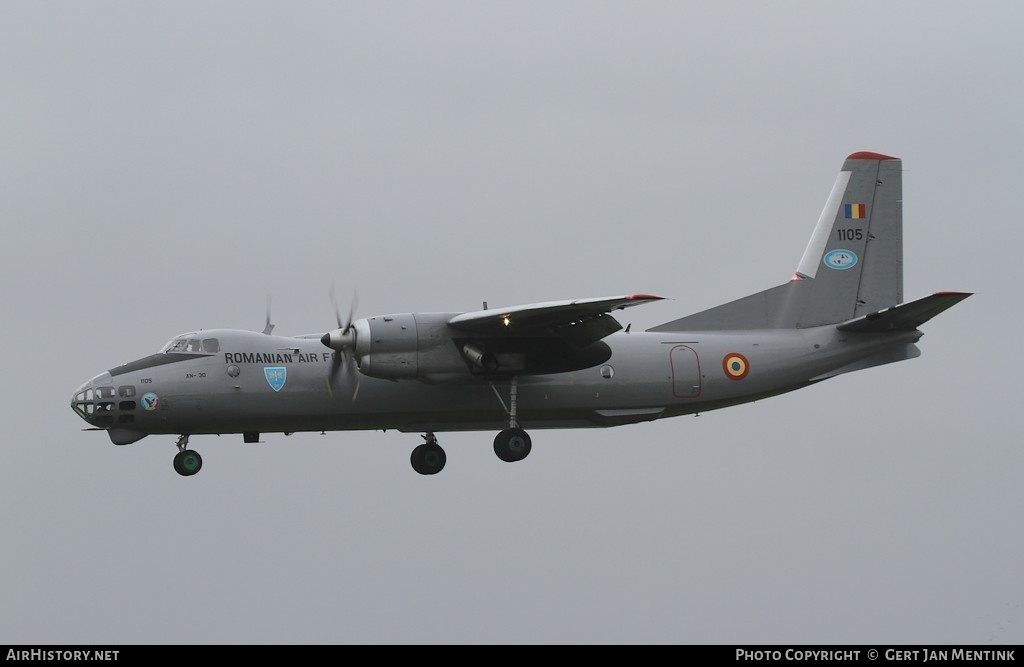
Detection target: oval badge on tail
<box><xmin>824</xmin><ymin>249</ymin><xmax>858</xmax><ymax>270</ymax></box>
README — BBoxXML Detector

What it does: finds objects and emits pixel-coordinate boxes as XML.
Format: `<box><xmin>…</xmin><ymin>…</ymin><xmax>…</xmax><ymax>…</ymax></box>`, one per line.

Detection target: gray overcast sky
<box><xmin>1</xmin><ymin>1</ymin><xmax>1021</xmax><ymax>644</ymax></box>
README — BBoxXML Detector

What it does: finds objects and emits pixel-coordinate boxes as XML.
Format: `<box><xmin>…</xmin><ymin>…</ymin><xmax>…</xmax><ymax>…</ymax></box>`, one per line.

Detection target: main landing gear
<box><xmin>409</xmin><ymin>378</ymin><xmax>533</xmax><ymax>475</ymax></box>
<box><xmin>493</xmin><ymin>427</ymin><xmax>532</xmax><ymax>462</ymax></box>
<box><xmin>491</xmin><ymin>376</ymin><xmax>532</xmax><ymax>463</ymax></box>
<box><xmin>172</xmin><ymin>434</ymin><xmax>203</xmax><ymax>476</ymax></box>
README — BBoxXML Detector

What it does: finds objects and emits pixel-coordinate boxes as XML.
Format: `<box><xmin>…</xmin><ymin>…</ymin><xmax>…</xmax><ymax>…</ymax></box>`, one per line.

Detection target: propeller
<box><xmin>321</xmin><ymin>286</ymin><xmax>360</xmax><ymax>400</ymax></box>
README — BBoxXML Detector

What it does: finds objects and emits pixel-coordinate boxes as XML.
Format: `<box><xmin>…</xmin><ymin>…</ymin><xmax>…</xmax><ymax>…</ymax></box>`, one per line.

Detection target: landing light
<box><xmin>502</xmin><ymin>315</ymin><xmax>511</xmax><ymax>327</ymax></box>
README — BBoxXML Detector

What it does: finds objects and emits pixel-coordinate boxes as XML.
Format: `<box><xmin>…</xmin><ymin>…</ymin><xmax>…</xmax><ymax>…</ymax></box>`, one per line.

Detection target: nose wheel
<box><xmin>411</xmin><ymin>432</ymin><xmax>446</xmax><ymax>475</ymax></box>
<box><xmin>172</xmin><ymin>435</ymin><xmax>203</xmax><ymax>476</ymax></box>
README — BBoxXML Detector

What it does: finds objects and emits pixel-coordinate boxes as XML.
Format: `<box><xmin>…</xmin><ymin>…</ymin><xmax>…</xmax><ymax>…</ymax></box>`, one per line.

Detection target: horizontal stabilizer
<box><xmin>836</xmin><ymin>292</ymin><xmax>972</xmax><ymax>333</ymax></box>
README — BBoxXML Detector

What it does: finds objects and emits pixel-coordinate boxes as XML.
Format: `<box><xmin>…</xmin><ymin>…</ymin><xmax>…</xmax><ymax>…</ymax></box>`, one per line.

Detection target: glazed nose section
<box><xmin>71</xmin><ymin>379</ymin><xmax>117</xmax><ymax>427</ymax></box>
<box><xmin>71</xmin><ymin>373</ymin><xmax>120</xmax><ymax>428</ymax></box>
<box><xmin>71</xmin><ymin>381</ymin><xmax>97</xmax><ymax>425</ymax></box>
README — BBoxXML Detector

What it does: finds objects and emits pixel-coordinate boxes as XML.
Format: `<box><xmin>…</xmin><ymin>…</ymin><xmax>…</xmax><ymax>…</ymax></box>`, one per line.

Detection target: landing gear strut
<box><xmin>411</xmin><ymin>432</ymin><xmax>446</xmax><ymax>475</ymax></box>
<box><xmin>490</xmin><ymin>377</ymin><xmax>532</xmax><ymax>463</ymax></box>
<box><xmin>172</xmin><ymin>434</ymin><xmax>203</xmax><ymax>476</ymax></box>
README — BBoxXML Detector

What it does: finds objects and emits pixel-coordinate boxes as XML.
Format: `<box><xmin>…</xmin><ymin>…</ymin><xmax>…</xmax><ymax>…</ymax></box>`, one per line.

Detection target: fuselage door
<box><xmin>670</xmin><ymin>345</ymin><xmax>701</xmax><ymax>398</ymax></box>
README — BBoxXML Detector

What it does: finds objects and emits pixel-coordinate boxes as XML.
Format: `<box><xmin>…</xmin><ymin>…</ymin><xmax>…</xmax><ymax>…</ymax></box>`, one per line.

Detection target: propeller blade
<box><xmin>326</xmin><ymin>349</ymin><xmax>360</xmax><ymax>401</ymax></box>
<box><xmin>324</xmin><ymin>286</ymin><xmax>359</xmax><ymax>401</ymax></box>
<box><xmin>344</xmin><ymin>292</ymin><xmax>358</xmax><ymax>333</ymax></box>
<box><xmin>344</xmin><ymin>348</ymin><xmax>360</xmax><ymax>401</ymax></box>
<box><xmin>326</xmin><ymin>350</ymin><xmax>343</xmax><ymax>397</ymax></box>
<box><xmin>329</xmin><ymin>284</ymin><xmax>343</xmax><ymax>330</ymax></box>
<box><xmin>331</xmin><ymin>285</ymin><xmax>358</xmax><ymax>330</ymax></box>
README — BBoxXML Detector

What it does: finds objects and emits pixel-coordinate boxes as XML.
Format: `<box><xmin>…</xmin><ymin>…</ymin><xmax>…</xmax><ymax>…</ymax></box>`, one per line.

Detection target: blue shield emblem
<box><xmin>264</xmin><ymin>367</ymin><xmax>287</xmax><ymax>392</ymax></box>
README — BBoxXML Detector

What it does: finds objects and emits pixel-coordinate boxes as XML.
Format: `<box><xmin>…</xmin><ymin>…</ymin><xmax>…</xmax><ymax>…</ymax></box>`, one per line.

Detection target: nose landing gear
<box><xmin>172</xmin><ymin>434</ymin><xmax>203</xmax><ymax>476</ymax></box>
<box><xmin>411</xmin><ymin>432</ymin><xmax>446</xmax><ymax>475</ymax></box>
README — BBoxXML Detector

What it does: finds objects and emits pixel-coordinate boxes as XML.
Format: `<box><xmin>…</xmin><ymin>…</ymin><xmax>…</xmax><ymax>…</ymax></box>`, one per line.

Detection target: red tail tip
<box><xmin>847</xmin><ymin>151</ymin><xmax>899</xmax><ymax>161</ymax></box>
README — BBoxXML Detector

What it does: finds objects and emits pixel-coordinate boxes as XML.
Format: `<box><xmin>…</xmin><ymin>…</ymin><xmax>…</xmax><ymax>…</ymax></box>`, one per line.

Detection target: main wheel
<box><xmin>493</xmin><ymin>428</ymin><xmax>532</xmax><ymax>463</ymax></box>
<box><xmin>410</xmin><ymin>443</ymin><xmax>446</xmax><ymax>475</ymax></box>
<box><xmin>173</xmin><ymin>449</ymin><xmax>203</xmax><ymax>476</ymax></box>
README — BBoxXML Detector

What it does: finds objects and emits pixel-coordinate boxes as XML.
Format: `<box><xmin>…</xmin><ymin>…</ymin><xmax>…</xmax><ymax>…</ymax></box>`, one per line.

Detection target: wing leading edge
<box><xmin>448</xmin><ymin>294</ymin><xmax>664</xmax><ymax>347</ymax></box>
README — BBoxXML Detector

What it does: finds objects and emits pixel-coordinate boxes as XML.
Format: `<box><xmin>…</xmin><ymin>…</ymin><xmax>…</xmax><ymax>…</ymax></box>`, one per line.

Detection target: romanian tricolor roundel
<box><xmin>722</xmin><ymin>353</ymin><xmax>750</xmax><ymax>381</ymax></box>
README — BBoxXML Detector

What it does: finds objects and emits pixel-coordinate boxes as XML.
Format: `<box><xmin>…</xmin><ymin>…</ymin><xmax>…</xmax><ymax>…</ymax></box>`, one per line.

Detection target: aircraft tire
<box><xmin>411</xmin><ymin>443</ymin><xmax>446</xmax><ymax>475</ymax></box>
<box><xmin>173</xmin><ymin>449</ymin><xmax>203</xmax><ymax>476</ymax></box>
<box><xmin>493</xmin><ymin>428</ymin><xmax>532</xmax><ymax>463</ymax></box>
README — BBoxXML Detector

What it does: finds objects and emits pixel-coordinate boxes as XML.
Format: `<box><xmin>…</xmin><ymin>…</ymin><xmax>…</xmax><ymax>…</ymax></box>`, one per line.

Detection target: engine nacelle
<box><xmin>353</xmin><ymin>313</ymin><xmax>468</xmax><ymax>380</ymax></box>
<box><xmin>345</xmin><ymin>312</ymin><xmax>613</xmax><ymax>380</ymax></box>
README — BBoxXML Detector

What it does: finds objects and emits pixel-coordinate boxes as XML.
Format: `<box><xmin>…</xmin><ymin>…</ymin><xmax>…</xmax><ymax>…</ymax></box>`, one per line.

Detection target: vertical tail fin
<box><xmin>789</xmin><ymin>151</ymin><xmax>903</xmax><ymax>326</ymax></box>
<box><xmin>650</xmin><ymin>152</ymin><xmax>904</xmax><ymax>332</ymax></box>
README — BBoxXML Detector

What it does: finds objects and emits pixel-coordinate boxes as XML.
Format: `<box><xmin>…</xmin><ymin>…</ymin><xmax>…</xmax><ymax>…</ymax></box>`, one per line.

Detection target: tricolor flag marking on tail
<box><xmin>844</xmin><ymin>203</ymin><xmax>866</xmax><ymax>219</ymax></box>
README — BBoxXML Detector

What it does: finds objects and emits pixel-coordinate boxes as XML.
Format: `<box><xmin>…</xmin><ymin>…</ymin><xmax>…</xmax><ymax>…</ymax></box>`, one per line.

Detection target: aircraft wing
<box><xmin>448</xmin><ymin>294</ymin><xmax>664</xmax><ymax>346</ymax></box>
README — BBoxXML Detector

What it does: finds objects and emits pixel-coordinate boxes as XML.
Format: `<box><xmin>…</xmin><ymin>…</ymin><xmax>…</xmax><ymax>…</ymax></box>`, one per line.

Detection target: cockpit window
<box><xmin>162</xmin><ymin>339</ymin><xmax>189</xmax><ymax>353</ymax></box>
<box><xmin>160</xmin><ymin>336</ymin><xmax>220</xmax><ymax>354</ymax></box>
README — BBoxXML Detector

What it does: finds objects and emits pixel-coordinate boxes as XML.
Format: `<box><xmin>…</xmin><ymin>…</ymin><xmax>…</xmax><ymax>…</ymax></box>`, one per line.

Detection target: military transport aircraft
<box><xmin>71</xmin><ymin>152</ymin><xmax>970</xmax><ymax>476</ymax></box>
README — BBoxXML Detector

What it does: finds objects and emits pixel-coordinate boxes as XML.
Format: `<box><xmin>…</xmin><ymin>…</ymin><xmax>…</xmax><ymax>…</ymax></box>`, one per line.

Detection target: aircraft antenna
<box><xmin>262</xmin><ymin>293</ymin><xmax>274</xmax><ymax>335</ymax></box>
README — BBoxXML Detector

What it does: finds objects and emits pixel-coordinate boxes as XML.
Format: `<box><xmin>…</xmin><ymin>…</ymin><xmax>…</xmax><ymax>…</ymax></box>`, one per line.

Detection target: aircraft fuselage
<box><xmin>72</xmin><ymin>323</ymin><xmax>920</xmax><ymax>445</ymax></box>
